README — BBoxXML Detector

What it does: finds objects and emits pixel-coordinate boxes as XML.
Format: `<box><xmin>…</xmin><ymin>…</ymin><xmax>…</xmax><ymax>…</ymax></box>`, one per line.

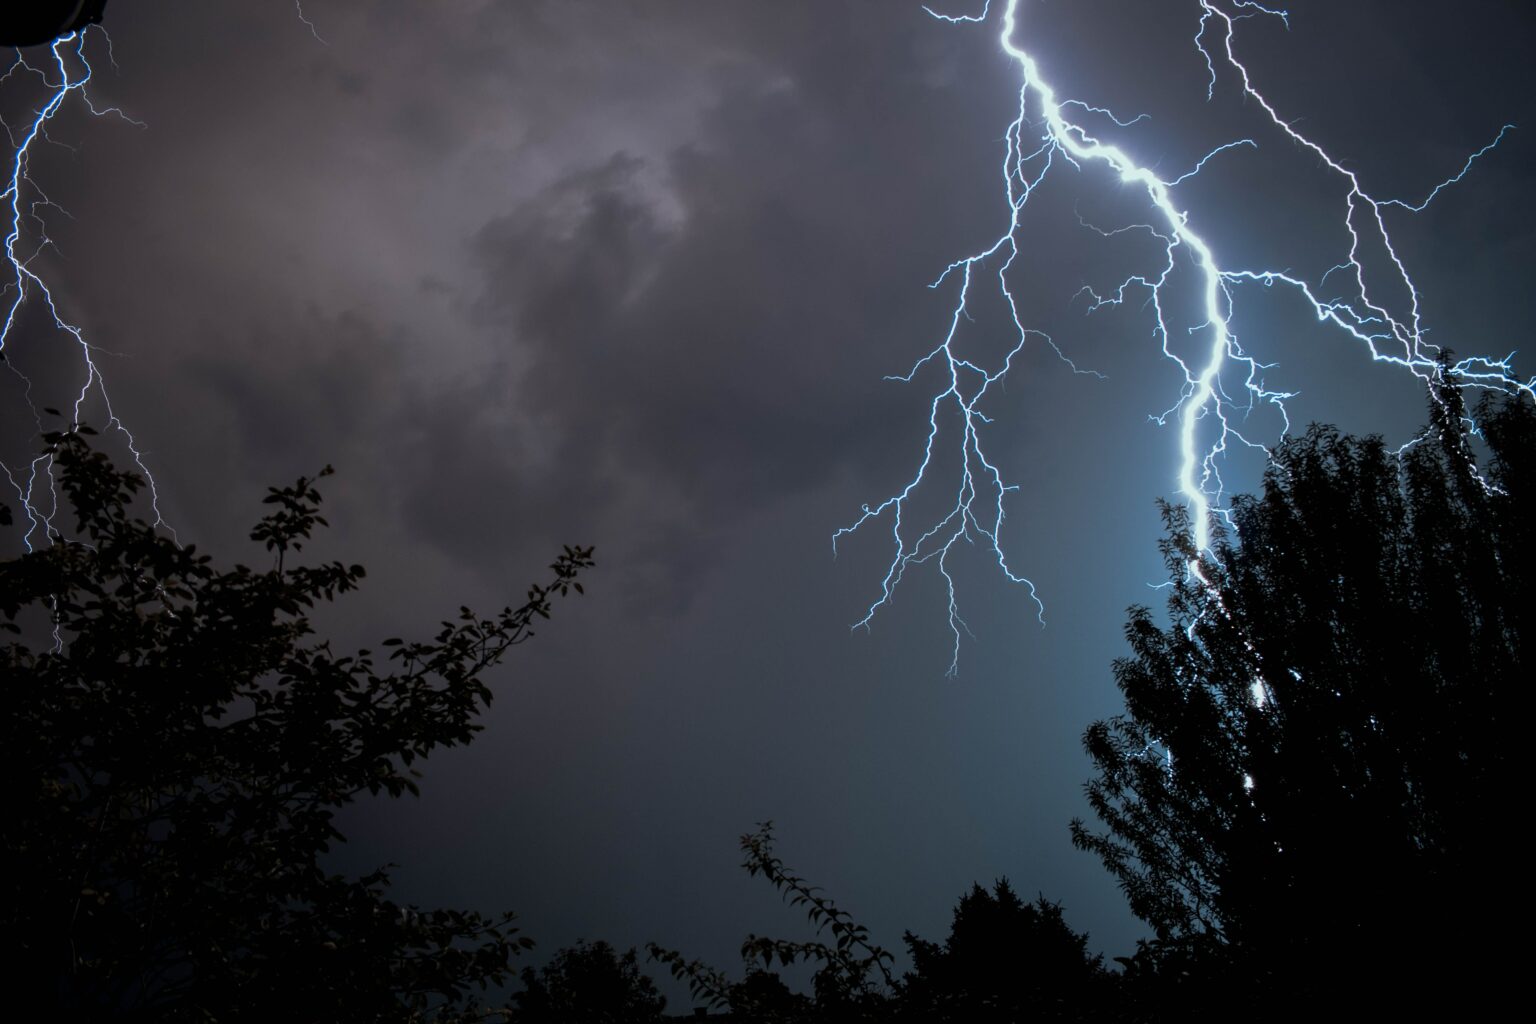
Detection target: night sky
<box><xmin>4</xmin><ymin>0</ymin><xmax>1534</xmax><ymax>999</ymax></box>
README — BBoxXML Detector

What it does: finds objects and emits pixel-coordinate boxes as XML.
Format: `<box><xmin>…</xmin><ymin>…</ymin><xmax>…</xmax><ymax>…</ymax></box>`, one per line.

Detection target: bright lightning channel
<box><xmin>1</xmin><ymin>28</ymin><xmax>169</xmax><ymax>551</ymax></box>
<box><xmin>837</xmin><ymin>0</ymin><xmax>1530</xmax><ymax>675</ymax></box>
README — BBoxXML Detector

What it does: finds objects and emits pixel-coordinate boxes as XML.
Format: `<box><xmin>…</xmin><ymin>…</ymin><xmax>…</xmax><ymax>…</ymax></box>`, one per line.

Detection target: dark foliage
<box><xmin>510</xmin><ymin>940</ymin><xmax>666</xmax><ymax>1023</ymax></box>
<box><xmin>737</xmin><ymin>822</ymin><xmax>896</xmax><ymax>1009</ymax></box>
<box><xmin>1</xmin><ymin>426</ymin><xmax>594</xmax><ymax>1021</ymax></box>
<box><xmin>727</xmin><ymin>969</ymin><xmax>814</xmax><ymax>1021</ymax></box>
<box><xmin>899</xmin><ymin>880</ymin><xmax>1107</xmax><ymax>1022</ymax></box>
<box><xmin>648</xmin><ymin>823</ymin><xmax>895</xmax><ymax>1022</ymax></box>
<box><xmin>11</xmin><ymin>376</ymin><xmax>1528</xmax><ymax>1022</ymax></box>
<box><xmin>0</xmin><ymin>0</ymin><xmax>110</xmax><ymax>48</ymax></box>
<box><xmin>1071</xmin><ymin>388</ymin><xmax>1532</xmax><ymax>1018</ymax></box>
<box><xmin>651</xmin><ymin>834</ymin><xmax>1112</xmax><ymax>1023</ymax></box>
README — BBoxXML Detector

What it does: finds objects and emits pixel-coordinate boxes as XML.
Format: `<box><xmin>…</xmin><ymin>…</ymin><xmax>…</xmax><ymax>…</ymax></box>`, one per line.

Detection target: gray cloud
<box><xmin>5</xmin><ymin>0</ymin><xmax>1533</xmax><ymax>1002</ymax></box>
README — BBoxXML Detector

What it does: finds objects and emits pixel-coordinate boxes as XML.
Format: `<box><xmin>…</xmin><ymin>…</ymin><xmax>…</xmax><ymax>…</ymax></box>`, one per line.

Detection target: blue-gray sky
<box><xmin>4</xmin><ymin>0</ymin><xmax>1533</xmax><ymax>1003</ymax></box>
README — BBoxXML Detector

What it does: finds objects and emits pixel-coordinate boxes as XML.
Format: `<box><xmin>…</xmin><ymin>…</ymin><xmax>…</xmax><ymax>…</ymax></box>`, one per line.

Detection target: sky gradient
<box><xmin>4</xmin><ymin>0</ymin><xmax>1533</xmax><ymax>1001</ymax></box>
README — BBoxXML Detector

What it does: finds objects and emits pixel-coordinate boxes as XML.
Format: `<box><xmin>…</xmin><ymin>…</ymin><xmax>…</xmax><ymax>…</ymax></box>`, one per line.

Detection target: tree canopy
<box><xmin>900</xmin><ymin>880</ymin><xmax>1106</xmax><ymax>1022</ymax></box>
<box><xmin>510</xmin><ymin>940</ymin><xmax>666</xmax><ymax>1023</ymax></box>
<box><xmin>648</xmin><ymin>822</ymin><xmax>897</xmax><ymax>1021</ymax></box>
<box><xmin>644</xmin><ymin>385</ymin><xmax>1534</xmax><ymax>1022</ymax></box>
<box><xmin>10</xmin><ymin>378</ymin><xmax>1529</xmax><ymax>1021</ymax></box>
<box><xmin>2</xmin><ymin>426</ymin><xmax>593</xmax><ymax>1021</ymax></box>
<box><xmin>1071</xmin><ymin>387</ymin><xmax>1532</xmax><ymax>1017</ymax></box>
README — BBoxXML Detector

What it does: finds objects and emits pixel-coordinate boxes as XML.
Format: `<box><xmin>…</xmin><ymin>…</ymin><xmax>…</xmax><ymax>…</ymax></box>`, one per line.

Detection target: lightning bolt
<box><xmin>1</xmin><ymin>28</ymin><xmax>168</xmax><ymax>550</ymax></box>
<box><xmin>294</xmin><ymin>2</ymin><xmax>328</xmax><ymax>47</ymax></box>
<box><xmin>838</xmin><ymin>0</ymin><xmax>1530</xmax><ymax>674</ymax></box>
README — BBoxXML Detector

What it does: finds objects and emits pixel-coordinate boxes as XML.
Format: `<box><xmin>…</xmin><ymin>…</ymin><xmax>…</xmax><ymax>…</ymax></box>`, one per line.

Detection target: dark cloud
<box><xmin>411</xmin><ymin>12</ymin><xmax>1020</xmax><ymax>601</ymax></box>
<box><xmin>5</xmin><ymin>0</ymin><xmax>1533</xmax><ymax>1002</ymax></box>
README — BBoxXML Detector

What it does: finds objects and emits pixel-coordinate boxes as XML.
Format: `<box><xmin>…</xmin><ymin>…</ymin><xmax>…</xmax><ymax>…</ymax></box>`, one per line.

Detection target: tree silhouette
<box><xmin>2</xmin><ymin>426</ymin><xmax>594</xmax><ymax>1021</ymax></box>
<box><xmin>1071</xmin><ymin>387</ymin><xmax>1532</xmax><ymax>1018</ymax></box>
<box><xmin>510</xmin><ymin>940</ymin><xmax>666</xmax><ymax>1023</ymax></box>
<box><xmin>648</xmin><ymin>822</ymin><xmax>895</xmax><ymax>1021</ymax></box>
<box><xmin>899</xmin><ymin>880</ymin><xmax>1108</xmax><ymax>1022</ymax></box>
<box><xmin>0</xmin><ymin>0</ymin><xmax>109</xmax><ymax>47</ymax></box>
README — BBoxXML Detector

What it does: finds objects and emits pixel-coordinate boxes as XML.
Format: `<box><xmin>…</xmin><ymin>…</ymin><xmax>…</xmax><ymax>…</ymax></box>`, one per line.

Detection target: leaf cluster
<box><xmin>510</xmin><ymin>940</ymin><xmax>666</xmax><ymax>1023</ymax></box>
<box><xmin>649</xmin><ymin>823</ymin><xmax>895</xmax><ymax>1021</ymax></box>
<box><xmin>1</xmin><ymin>427</ymin><xmax>594</xmax><ymax>1022</ymax></box>
<box><xmin>1070</xmin><ymin>385</ymin><xmax>1533</xmax><ymax>1016</ymax></box>
<box><xmin>738</xmin><ymin>822</ymin><xmax>896</xmax><ymax>999</ymax></box>
<box><xmin>900</xmin><ymin>880</ymin><xmax>1107</xmax><ymax>1022</ymax></box>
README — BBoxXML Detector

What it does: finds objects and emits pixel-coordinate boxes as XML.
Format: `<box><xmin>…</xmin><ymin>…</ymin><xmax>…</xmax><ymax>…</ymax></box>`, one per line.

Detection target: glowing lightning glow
<box><xmin>1</xmin><ymin>29</ymin><xmax>169</xmax><ymax>550</ymax></box>
<box><xmin>838</xmin><ymin>0</ymin><xmax>1530</xmax><ymax>674</ymax></box>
